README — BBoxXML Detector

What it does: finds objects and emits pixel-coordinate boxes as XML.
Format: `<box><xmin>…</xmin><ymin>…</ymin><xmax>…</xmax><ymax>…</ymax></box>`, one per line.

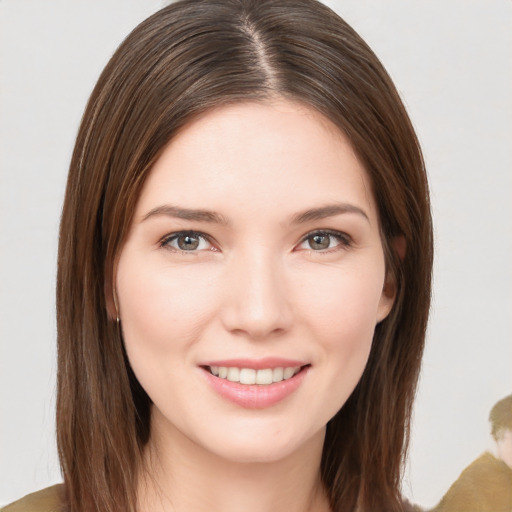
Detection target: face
<box><xmin>116</xmin><ymin>101</ymin><xmax>394</xmax><ymax>463</ymax></box>
<box><xmin>496</xmin><ymin>429</ymin><xmax>512</xmax><ymax>468</ymax></box>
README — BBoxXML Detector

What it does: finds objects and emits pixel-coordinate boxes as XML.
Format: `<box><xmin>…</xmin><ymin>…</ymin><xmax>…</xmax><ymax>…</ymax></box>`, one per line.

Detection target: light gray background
<box><xmin>1</xmin><ymin>0</ymin><xmax>511</xmax><ymax>508</ymax></box>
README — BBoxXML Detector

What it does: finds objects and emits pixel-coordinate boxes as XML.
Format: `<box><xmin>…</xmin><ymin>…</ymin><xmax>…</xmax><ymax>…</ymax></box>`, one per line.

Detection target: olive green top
<box><xmin>1</xmin><ymin>485</ymin><xmax>64</xmax><ymax>512</ymax></box>
<box><xmin>433</xmin><ymin>452</ymin><xmax>512</xmax><ymax>512</ymax></box>
<box><xmin>3</xmin><ymin>483</ymin><xmax>428</xmax><ymax>511</ymax></box>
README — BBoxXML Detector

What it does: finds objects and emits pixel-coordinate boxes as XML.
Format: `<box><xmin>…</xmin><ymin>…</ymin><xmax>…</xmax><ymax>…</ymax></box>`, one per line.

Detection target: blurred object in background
<box><xmin>431</xmin><ymin>394</ymin><xmax>512</xmax><ymax>512</ymax></box>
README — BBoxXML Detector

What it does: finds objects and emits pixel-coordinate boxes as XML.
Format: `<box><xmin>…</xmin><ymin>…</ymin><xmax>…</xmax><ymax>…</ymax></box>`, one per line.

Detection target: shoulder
<box><xmin>1</xmin><ymin>485</ymin><xmax>65</xmax><ymax>512</ymax></box>
<box><xmin>460</xmin><ymin>451</ymin><xmax>508</xmax><ymax>478</ymax></box>
<box><xmin>433</xmin><ymin>452</ymin><xmax>512</xmax><ymax>512</ymax></box>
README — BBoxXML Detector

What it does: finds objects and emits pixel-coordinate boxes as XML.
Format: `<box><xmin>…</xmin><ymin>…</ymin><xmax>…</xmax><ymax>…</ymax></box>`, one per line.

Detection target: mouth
<box><xmin>199</xmin><ymin>360</ymin><xmax>311</xmax><ymax>408</ymax></box>
<box><xmin>203</xmin><ymin>365</ymin><xmax>307</xmax><ymax>385</ymax></box>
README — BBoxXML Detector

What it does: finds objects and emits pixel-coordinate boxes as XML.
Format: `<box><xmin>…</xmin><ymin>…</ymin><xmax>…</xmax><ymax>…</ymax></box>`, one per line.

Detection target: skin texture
<box><xmin>115</xmin><ymin>101</ymin><xmax>395</xmax><ymax>512</ymax></box>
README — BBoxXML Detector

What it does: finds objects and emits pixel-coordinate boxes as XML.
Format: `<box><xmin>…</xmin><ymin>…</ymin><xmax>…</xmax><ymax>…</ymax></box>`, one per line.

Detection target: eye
<box><xmin>160</xmin><ymin>231</ymin><xmax>213</xmax><ymax>252</ymax></box>
<box><xmin>297</xmin><ymin>230</ymin><xmax>352</xmax><ymax>252</ymax></box>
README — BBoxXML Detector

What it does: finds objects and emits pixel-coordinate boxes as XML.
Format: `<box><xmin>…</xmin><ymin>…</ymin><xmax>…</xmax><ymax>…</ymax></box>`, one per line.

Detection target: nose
<box><xmin>220</xmin><ymin>250</ymin><xmax>293</xmax><ymax>340</ymax></box>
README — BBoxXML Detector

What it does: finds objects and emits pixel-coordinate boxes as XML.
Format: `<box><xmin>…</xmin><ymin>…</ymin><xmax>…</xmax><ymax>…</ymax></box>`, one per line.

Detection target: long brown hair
<box><xmin>56</xmin><ymin>1</ymin><xmax>432</xmax><ymax>511</ymax></box>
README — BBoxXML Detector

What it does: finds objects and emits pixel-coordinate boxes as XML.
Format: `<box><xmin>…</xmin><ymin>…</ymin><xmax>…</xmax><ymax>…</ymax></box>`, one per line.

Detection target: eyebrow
<box><xmin>290</xmin><ymin>203</ymin><xmax>369</xmax><ymax>224</ymax></box>
<box><xmin>141</xmin><ymin>202</ymin><xmax>369</xmax><ymax>225</ymax></box>
<box><xmin>142</xmin><ymin>205</ymin><xmax>229</xmax><ymax>225</ymax></box>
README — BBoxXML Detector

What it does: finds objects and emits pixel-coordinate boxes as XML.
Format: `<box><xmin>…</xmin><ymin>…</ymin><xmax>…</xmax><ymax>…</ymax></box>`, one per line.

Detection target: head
<box><xmin>490</xmin><ymin>394</ymin><xmax>512</xmax><ymax>468</ymax></box>
<box><xmin>56</xmin><ymin>1</ymin><xmax>432</xmax><ymax>512</ymax></box>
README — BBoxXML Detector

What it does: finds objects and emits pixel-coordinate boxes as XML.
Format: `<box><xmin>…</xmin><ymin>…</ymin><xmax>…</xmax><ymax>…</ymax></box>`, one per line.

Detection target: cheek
<box><xmin>295</xmin><ymin>261</ymin><xmax>386</xmax><ymax>347</ymax></box>
<box><xmin>116</xmin><ymin>255</ymin><xmax>220</xmax><ymax>370</ymax></box>
<box><xmin>286</xmin><ymin>262</ymin><xmax>385</xmax><ymax>427</ymax></box>
<box><xmin>116</xmin><ymin>257</ymin><xmax>225</xmax><ymax>420</ymax></box>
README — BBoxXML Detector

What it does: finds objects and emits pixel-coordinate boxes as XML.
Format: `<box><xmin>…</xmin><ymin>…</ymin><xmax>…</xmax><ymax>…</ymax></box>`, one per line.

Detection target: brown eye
<box><xmin>309</xmin><ymin>234</ymin><xmax>330</xmax><ymax>250</ymax></box>
<box><xmin>297</xmin><ymin>230</ymin><xmax>352</xmax><ymax>252</ymax></box>
<box><xmin>162</xmin><ymin>232</ymin><xmax>211</xmax><ymax>252</ymax></box>
<box><xmin>177</xmin><ymin>235</ymin><xmax>200</xmax><ymax>250</ymax></box>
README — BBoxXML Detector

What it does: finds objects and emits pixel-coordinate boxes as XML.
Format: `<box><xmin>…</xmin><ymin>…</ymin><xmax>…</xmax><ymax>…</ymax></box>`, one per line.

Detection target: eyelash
<box><xmin>159</xmin><ymin>229</ymin><xmax>352</xmax><ymax>254</ymax></box>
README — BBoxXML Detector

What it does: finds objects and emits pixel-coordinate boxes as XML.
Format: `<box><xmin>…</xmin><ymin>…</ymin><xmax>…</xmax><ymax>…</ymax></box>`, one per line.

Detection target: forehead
<box><xmin>135</xmin><ymin>100</ymin><xmax>378</xmax><ymax>225</ymax></box>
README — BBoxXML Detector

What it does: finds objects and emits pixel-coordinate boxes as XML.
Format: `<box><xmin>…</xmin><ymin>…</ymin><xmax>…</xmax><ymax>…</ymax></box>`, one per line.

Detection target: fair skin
<box><xmin>115</xmin><ymin>100</ymin><xmax>395</xmax><ymax>512</ymax></box>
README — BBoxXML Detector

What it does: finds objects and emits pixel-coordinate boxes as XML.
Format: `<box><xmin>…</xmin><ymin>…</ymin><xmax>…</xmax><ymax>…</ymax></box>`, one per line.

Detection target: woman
<box><xmin>3</xmin><ymin>0</ymin><xmax>432</xmax><ymax>511</ymax></box>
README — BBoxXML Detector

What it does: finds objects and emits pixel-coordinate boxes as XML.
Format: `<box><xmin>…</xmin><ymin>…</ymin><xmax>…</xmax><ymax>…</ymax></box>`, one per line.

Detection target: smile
<box><xmin>207</xmin><ymin>366</ymin><xmax>301</xmax><ymax>385</ymax></box>
<box><xmin>200</xmin><ymin>360</ymin><xmax>310</xmax><ymax>409</ymax></box>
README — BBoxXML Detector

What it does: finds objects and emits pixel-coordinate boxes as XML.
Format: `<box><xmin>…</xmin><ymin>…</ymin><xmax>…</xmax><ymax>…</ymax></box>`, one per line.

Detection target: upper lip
<box><xmin>199</xmin><ymin>358</ymin><xmax>308</xmax><ymax>370</ymax></box>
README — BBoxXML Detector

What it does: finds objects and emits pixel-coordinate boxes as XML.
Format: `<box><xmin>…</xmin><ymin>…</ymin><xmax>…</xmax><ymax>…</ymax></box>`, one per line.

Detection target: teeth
<box><xmin>240</xmin><ymin>368</ymin><xmax>256</xmax><ymax>385</ymax></box>
<box><xmin>255</xmin><ymin>368</ymin><xmax>273</xmax><ymax>385</ymax></box>
<box><xmin>227</xmin><ymin>367</ymin><xmax>240</xmax><ymax>382</ymax></box>
<box><xmin>283</xmin><ymin>367</ymin><xmax>296</xmax><ymax>379</ymax></box>
<box><xmin>209</xmin><ymin>365</ymin><xmax>301</xmax><ymax>385</ymax></box>
<box><xmin>272</xmin><ymin>367</ymin><xmax>284</xmax><ymax>382</ymax></box>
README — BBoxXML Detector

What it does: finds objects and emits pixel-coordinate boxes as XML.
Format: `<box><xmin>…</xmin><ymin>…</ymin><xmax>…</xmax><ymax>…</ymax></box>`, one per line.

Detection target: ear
<box><xmin>376</xmin><ymin>235</ymin><xmax>406</xmax><ymax>323</ymax></box>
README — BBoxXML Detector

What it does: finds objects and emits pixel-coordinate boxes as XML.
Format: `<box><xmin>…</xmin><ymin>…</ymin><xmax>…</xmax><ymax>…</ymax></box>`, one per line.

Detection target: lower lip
<box><xmin>202</xmin><ymin>367</ymin><xmax>309</xmax><ymax>409</ymax></box>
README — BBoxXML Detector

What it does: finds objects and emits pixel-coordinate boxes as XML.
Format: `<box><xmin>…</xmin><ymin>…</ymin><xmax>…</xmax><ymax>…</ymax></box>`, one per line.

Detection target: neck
<box><xmin>137</xmin><ymin>409</ymin><xmax>331</xmax><ymax>512</ymax></box>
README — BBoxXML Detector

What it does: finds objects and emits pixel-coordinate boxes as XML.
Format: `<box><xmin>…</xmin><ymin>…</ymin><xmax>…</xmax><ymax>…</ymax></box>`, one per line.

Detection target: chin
<box><xmin>212</xmin><ymin>441</ymin><xmax>297</xmax><ymax>464</ymax></box>
<box><xmin>195</xmin><ymin>421</ymin><xmax>326</xmax><ymax>465</ymax></box>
